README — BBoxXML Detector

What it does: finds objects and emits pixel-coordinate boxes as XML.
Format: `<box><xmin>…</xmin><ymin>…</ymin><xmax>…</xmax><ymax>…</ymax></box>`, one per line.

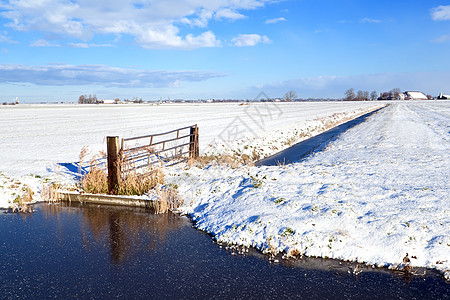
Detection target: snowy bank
<box><xmin>169</xmin><ymin>102</ymin><xmax>450</xmax><ymax>280</ymax></box>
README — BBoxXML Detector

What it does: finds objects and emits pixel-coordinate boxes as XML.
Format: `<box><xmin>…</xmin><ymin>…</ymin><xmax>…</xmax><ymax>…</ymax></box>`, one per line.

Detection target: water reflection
<box><xmin>2</xmin><ymin>203</ymin><xmax>449</xmax><ymax>299</ymax></box>
<box><xmin>41</xmin><ymin>202</ymin><xmax>187</xmax><ymax>264</ymax></box>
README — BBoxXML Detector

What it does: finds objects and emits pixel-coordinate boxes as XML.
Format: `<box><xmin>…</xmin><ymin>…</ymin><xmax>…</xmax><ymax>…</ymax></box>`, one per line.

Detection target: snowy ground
<box><xmin>169</xmin><ymin>102</ymin><xmax>450</xmax><ymax>280</ymax></box>
<box><xmin>1</xmin><ymin>101</ymin><xmax>448</xmax><ymax>280</ymax></box>
<box><xmin>0</xmin><ymin>101</ymin><xmax>380</xmax><ymax>207</ymax></box>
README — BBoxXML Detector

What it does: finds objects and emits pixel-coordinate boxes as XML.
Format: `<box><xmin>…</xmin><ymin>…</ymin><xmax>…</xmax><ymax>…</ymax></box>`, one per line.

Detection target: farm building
<box><xmin>438</xmin><ymin>92</ymin><xmax>450</xmax><ymax>99</ymax></box>
<box><xmin>100</xmin><ymin>99</ymin><xmax>118</xmax><ymax>104</ymax></box>
<box><xmin>405</xmin><ymin>91</ymin><xmax>428</xmax><ymax>100</ymax></box>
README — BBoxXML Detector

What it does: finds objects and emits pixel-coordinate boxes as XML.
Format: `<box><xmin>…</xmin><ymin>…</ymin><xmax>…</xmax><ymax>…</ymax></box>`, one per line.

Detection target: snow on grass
<box><xmin>168</xmin><ymin>101</ymin><xmax>450</xmax><ymax>280</ymax></box>
<box><xmin>0</xmin><ymin>101</ymin><xmax>381</xmax><ymax>208</ymax></box>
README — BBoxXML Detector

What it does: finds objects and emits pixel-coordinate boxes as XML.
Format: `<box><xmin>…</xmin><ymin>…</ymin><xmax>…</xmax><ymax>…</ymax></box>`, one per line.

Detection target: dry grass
<box><xmin>81</xmin><ymin>165</ymin><xmax>109</xmax><ymax>194</ymax></box>
<box><xmin>11</xmin><ymin>186</ymin><xmax>34</xmax><ymax>213</ymax></box>
<box><xmin>79</xmin><ymin>148</ymin><xmax>165</xmax><ymax>197</ymax></box>
<box><xmin>154</xmin><ymin>188</ymin><xmax>183</xmax><ymax>214</ymax></box>
<box><xmin>41</xmin><ymin>182</ymin><xmax>62</xmax><ymax>202</ymax></box>
<box><xmin>192</xmin><ymin>152</ymin><xmax>254</xmax><ymax>169</ymax></box>
<box><xmin>118</xmin><ymin>168</ymin><xmax>164</xmax><ymax>196</ymax></box>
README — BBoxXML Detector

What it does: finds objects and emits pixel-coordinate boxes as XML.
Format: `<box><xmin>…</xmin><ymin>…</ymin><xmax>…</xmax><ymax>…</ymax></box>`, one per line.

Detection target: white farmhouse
<box><xmin>101</xmin><ymin>99</ymin><xmax>117</xmax><ymax>104</ymax></box>
<box><xmin>405</xmin><ymin>91</ymin><xmax>428</xmax><ymax>100</ymax></box>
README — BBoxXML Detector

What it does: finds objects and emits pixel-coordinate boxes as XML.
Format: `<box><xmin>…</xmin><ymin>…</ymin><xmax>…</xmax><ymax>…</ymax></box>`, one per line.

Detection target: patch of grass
<box><xmin>118</xmin><ymin>168</ymin><xmax>164</xmax><ymax>196</ymax></box>
<box><xmin>154</xmin><ymin>188</ymin><xmax>183</xmax><ymax>214</ymax></box>
<box><xmin>274</xmin><ymin>197</ymin><xmax>286</xmax><ymax>205</ymax></box>
<box><xmin>249</xmin><ymin>173</ymin><xmax>266</xmax><ymax>188</ymax></box>
<box><xmin>193</xmin><ymin>145</ymin><xmax>265</xmax><ymax>169</ymax></box>
<box><xmin>81</xmin><ymin>165</ymin><xmax>109</xmax><ymax>194</ymax></box>
<box><xmin>10</xmin><ymin>186</ymin><xmax>34</xmax><ymax>213</ymax></box>
<box><xmin>281</xmin><ymin>227</ymin><xmax>294</xmax><ymax>237</ymax></box>
<box><xmin>79</xmin><ymin>150</ymin><xmax>165</xmax><ymax>196</ymax></box>
<box><xmin>42</xmin><ymin>182</ymin><xmax>62</xmax><ymax>202</ymax></box>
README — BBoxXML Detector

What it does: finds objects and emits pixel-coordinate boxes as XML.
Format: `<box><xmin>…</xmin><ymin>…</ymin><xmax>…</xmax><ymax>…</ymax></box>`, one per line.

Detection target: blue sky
<box><xmin>0</xmin><ymin>0</ymin><xmax>449</xmax><ymax>102</ymax></box>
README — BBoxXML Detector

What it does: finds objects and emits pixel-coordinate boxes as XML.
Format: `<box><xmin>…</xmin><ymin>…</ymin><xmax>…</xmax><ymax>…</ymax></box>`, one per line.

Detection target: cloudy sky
<box><xmin>0</xmin><ymin>0</ymin><xmax>449</xmax><ymax>102</ymax></box>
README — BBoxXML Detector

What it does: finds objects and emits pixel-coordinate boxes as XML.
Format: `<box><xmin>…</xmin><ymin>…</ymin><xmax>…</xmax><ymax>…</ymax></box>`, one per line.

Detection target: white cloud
<box><xmin>0</xmin><ymin>0</ymin><xmax>272</xmax><ymax>49</ymax></box>
<box><xmin>360</xmin><ymin>18</ymin><xmax>381</xmax><ymax>23</ymax></box>
<box><xmin>0</xmin><ymin>31</ymin><xmax>16</xmax><ymax>43</ymax></box>
<box><xmin>215</xmin><ymin>8</ymin><xmax>246</xmax><ymax>21</ymax></box>
<box><xmin>265</xmin><ymin>17</ymin><xmax>286</xmax><ymax>24</ymax></box>
<box><xmin>232</xmin><ymin>34</ymin><xmax>271</xmax><ymax>47</ymax></box>
<box><xmin>31</xmin><ymin>39</ymin><xmax>61</xmax><ymax>47</ymax></box>
<box><xmin>31</xmin><ymin>40</ymin><xmax>114</xmax><ymax>48</ymax></box>
<box><xmin>432</xmin><ymin>34</ymin><xmax>450</xmax><ymax>43</ymax></box>
<box><xmin>431</xmin><ymin>5</ymin><xmax>450</xmax><ymax>20</ymax></box>
<box><xmin>0</xmin><ymin>63</ymin><xmax>227</xmax><ymax>87</ymax></box>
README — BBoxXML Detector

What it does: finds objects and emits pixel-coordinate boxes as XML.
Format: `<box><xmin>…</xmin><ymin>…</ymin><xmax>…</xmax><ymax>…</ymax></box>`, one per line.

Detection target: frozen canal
<box><xmin>1</xmin><ymin>203</ymin><xmax>448</xmax><ymax>299</ymax></box>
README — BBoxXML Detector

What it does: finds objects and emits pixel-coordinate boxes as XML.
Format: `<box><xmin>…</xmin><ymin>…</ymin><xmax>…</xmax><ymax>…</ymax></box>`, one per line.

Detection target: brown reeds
<box><xmin>155</xmin><ymin>188</ymin><xmax>183</xmax><ymax>214</ymax></box>
<box><xmin>41</xmin><ymin>182</ymin><xmax>61</xmax><ymax>202</ymax></box>
<box><xmin>192</xmin><ymin>152</ymin><xmax>253</xmax><ymax>169</ymax></box>
<box><xmin>79</xmin><ymin>147</ymin><xmax>165</xmax><ymax>197</ymax></box>
<box><xmin>118</xmin><ymin>167</ymin><xmax>164</xmax><ymax>196</ymax></box>
<box><xmin>11</xmin><ymin>186</ymin><xmax>34</xmax><ymax>213</ymax></box>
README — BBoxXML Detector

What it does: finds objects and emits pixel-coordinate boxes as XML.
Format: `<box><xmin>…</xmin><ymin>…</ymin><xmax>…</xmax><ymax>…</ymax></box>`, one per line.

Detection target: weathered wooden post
<box><xmin>189</xmin><ymin>125</ymin><xmax>199</xmax><ymax>159</ymax></box>
<box><xmin>107</xmin><ymin>136</ymin><xmax>121</xmax><ymax>195</ymax></box>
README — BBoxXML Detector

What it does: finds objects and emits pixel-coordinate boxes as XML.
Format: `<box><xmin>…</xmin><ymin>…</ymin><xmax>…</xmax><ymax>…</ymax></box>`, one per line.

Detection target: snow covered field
<box><xmin>1</xmin><ymin>101</ymin><xmax>448</xmax><ymax>280</ymax></box>
<box><xmin>0</xmin><ymin>101</ymin><xmax>379</xmax><ymax>206</ymax></box>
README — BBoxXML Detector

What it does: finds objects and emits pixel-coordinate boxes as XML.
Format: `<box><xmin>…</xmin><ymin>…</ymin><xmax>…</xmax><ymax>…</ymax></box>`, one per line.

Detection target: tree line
<box><xmin>78</xmin><ymin>94</ymin><xmax>98</xmax><ymax>104</ymax></box>
<box><xmin>78</xmin><ymin>95</ymin><xmax>144</xmax><ymax>104</ymax></box>
<box><xmin>344</xmin><ymin>88</ymin><xmax>403</xmax><ymax>101</ymax></box>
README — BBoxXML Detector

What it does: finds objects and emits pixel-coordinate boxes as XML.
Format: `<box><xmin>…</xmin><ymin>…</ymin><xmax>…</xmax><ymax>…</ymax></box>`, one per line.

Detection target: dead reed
<box><xmin>193</xmin><ymin>152</ymin><xmax>253</xmax><ymax>169</ymax></box>
<box><xmin>118</xmin><ymin>167</ymin><xmax>164</xmax><ymax>196</ymax></box>
<box><xmin>41</xmin><ymin>182</ymin><xmax>61</xmax><ymax>202</ymax></box>
<box><xmin>154</xmin><ymin>188</ymin><xmax>183</xmax><ymax>214</ymax></box>
<box><xmin>11</xmin><ymin>186</ymin><xmax>34</xmax><ymax>213</ymax></box>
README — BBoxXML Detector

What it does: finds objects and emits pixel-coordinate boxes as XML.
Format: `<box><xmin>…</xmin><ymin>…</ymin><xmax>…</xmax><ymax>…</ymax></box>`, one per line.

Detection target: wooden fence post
<box><xmin>189</xmin><ymin>125</ymin><xmax>199</xmax><ymax>159</ymax></box>
<box><xmin>107</xmin><ymin>136</ymin><xmax>121</xmax><ymax>195</ymax></box>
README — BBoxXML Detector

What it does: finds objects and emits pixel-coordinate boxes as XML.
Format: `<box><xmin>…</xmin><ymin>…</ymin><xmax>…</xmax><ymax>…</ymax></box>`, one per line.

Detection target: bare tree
<box><xmin>345</xmin><ymin>88</ymin><xmax>355</xmax><ymax>101</ymax></box>
<box><xmin>390</xmin><ymin>88</ymin><xmax>401</xmax><ymax>100</ymax></box>
<box><xmin>363</xmin><ymin>91</ymin><xmax>369</xmax><ymax>101</ymax></box>
<box><xmin>356</xmin><ymin>90</ymin><xmax>364</xmax><ymax>101</ymax></box>
<box><xmin>355</xmin><ymin>90</ymin><xmax>369</xmax><ymax>101</ymax></box>
<box><xmin>78</xmin><ymin>95</ymin><xmax>86</xmax><ymax>104</ymax></box>
<box><xmin>370</xmin><ymin>91</ymin><xmax>378</xmax><ymax>100</ymax></box>
<box><xmin>284</xmin><ymin>90</ymin><xmax>297</xmax><ymax>102</ymax></box>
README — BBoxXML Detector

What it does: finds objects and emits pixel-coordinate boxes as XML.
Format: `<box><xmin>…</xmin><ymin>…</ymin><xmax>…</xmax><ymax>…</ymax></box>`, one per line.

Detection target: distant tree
<box><xmin>363</xmin><ymin>91</ymin><xmax>369</xmax><ymax>101</ymax></box>
<box><xmin>370</xmin><ymin>91</ymin><xmax>378</xmax><ymax>100</ymax></box>
<box><xmin>345</xmin><ymin>88</ymin><xmax>355</xmax><ymax>101</ymax></box>
<box><xmin>356</xmin><ymin>90</ymin><xmax>364</xmax><ymax>101</ymax></box>
<box><xmin>284</xmin><ymin>90</ymin><xmax>297</xmax><ymax>102</ymax></box>
<box><xmin>355</xmin><ymin>90</ymin><xmax>369</xmax><ymax>101</ymax></box>
<box><xmin>390</xmin><ymin>88</ymin><xmax>401</xmax><ymax>100</ymax></box>
<box><xmin>78</xmin><ymin>94</ymin><xmax>99</xmax><ymax>104</ymax></box>
<box><xmin>78</xmin><ymin>95</ymin><xmax>86</xmax><ymax>104</ymax></box>
<box><xmin>381</xmin><ymin>91</ymin><xmax>393</xmax><ymax>100</ymax></box>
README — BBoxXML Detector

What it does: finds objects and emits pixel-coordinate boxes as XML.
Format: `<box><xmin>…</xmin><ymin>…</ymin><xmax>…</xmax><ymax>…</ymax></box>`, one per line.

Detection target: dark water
<box><xmin>1</xmin><ymin>203</ymin><xmax>448</xmax><ymax>299</ymax></box>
